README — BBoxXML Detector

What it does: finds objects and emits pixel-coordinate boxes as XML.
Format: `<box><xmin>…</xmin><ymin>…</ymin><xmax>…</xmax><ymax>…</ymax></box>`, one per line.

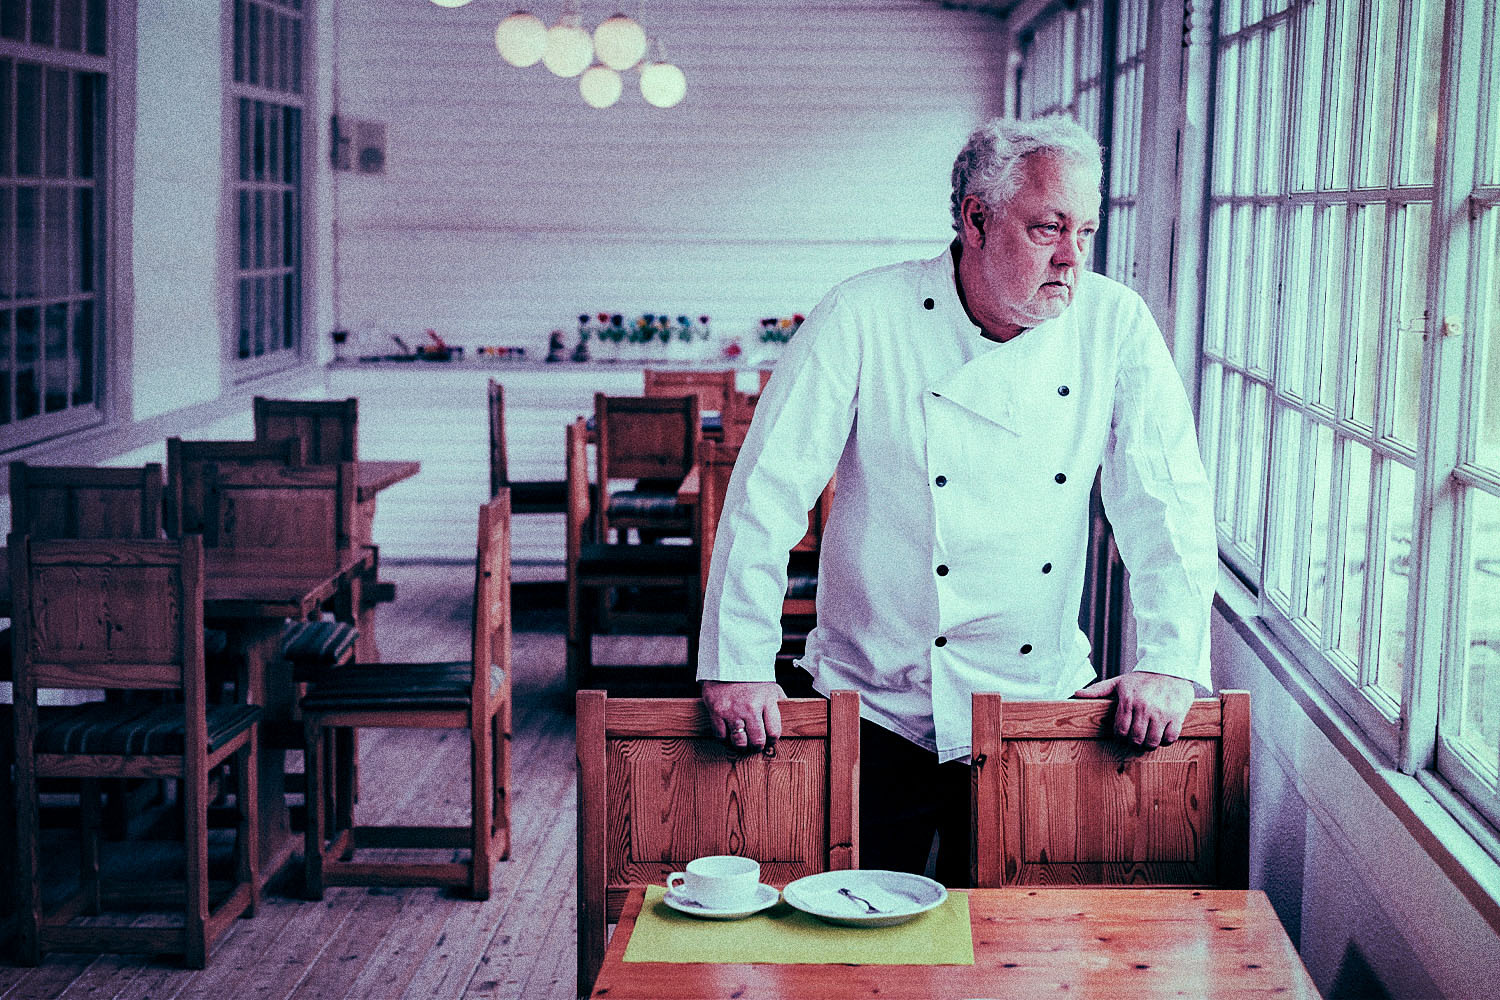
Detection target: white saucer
<box><xmin>661</xmin><ymin>882</ymin><xmax>780</xmax><ymax>920</ymax></box>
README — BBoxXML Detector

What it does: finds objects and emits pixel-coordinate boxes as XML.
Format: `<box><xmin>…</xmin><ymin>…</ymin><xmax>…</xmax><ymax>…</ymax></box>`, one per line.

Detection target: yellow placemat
<box><xmin>622</xmin><ymin>885</ymin><xmax>974</xmax><ymax>965</ymax></box>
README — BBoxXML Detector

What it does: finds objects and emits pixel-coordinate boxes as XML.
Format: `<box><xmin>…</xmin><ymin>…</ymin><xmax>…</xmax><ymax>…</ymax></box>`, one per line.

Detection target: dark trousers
<box><xmin>857</xmin><ymin>717</ymin><xmax>971</xmax><ymax>888</ymax></box>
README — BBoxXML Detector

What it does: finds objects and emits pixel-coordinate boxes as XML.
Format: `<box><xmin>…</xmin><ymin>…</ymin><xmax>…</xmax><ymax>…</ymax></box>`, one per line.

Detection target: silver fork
<box><xmin>838</xmin><ymin>887</ymin><xmax>880</xmax><ymax>913</ymax></box>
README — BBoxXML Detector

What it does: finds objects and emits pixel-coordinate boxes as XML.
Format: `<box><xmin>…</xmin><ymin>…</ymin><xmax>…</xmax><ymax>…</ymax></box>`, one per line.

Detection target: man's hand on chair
<box><xmin>1074</xmin><ymin>671</ymin><xmax>1194</xmax><ymax>749</ymax></box>
<box><xmin>702</xmin><ymin>680</ymin><xmax>786</xmax><ymax>751</ymax></box>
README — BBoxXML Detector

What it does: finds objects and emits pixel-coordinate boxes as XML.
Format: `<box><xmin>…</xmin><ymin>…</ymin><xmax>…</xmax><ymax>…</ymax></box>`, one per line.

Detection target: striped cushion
<box><xmin>34</xmin><ymin>702</ymin><xmax>262</xmax><ymax>755</ymax></box>
<box><xmin>300</xmin><ymin>661</ymin><xmax>504</xmax><ymax>713</ymax></box>
<box><xmin>786</xmin><ymin>573</ymin><xmax>818</xmax><ymax>599</ymax></box>
<box><xmin>282</xmin><ymin>620</ymin><xmax>359</xmax><ymax>677</ymax></box>
<box><xmin>607</xmin><ymin>491</ymin><xmax>687</xmax><ymax>518</ymax></box>
<box><xmin>576</xmin><ymin>542</ymin><xmax>698</xmax><ymax>578</ymax></box>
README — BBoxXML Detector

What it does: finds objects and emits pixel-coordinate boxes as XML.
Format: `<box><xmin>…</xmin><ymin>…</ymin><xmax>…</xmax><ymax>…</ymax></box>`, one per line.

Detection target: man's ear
<box><xmin>963</xmin><ymin>198</ymin><xmax>986</xmax><ymax>247</ymax></box>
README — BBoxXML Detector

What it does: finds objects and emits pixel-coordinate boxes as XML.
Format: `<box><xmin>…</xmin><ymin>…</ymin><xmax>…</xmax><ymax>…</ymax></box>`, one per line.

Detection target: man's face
<box><xmin>959</xmin><ymin>153</ymin><xmax>1101</xmax><ymax>340</ymax></box>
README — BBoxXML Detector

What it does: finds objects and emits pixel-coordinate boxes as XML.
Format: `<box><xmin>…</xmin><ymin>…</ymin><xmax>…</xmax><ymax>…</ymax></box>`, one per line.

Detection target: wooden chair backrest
<box><xmin>643</xmin><ymin>368</ymin><xmax>736</xmax><ymax>414</ymax></box>
<box><xmin>200</xmin><ymin>461</ymin><xmax>355</xmax><ymax>576</ymax></box>
<box><xmin>970</xmin><ymin>692</ymin><xmax>1250</xmax><ymax>889</ymax></box>
<box><xmin>697</xmin><ymin>440</ymin><xmax>833</xmax><ymax>562</ymax></box>
<box><xmin>471</xmin><ymin>491</ymin><xmax>511</xmax><ymax>717</ymax></box>
<box><xmin>593</xmin><ymin>392</ymin><xmax>699</xmax><ymax>483</ymax></box>
<box><xmin>576</xmin><ymin>689</ymin><xmax>859</xmax><ymax>993</ymax></box>
<box><xmin>8</xmin><ymin>462</ymin><xmax>164</xmax><ymax>540</ymax></box>
<box><xmin>253</xmin><ymin>396</ymin><xmax>358</xmax><ymax>464</ymax></box>
<box><xmin>9</xmin><ymin>534</ymin><xmax>203</xmax><ymax>696</ymax></box>
<box><xmin>166</xmin><ymin>436</ymin><xmax>303</xmax><ymax>537</ymax></box>
<box><xmin>487</xmin><ymin>379</ymin><xmax>509</xmax><ymax>496</ymax></box>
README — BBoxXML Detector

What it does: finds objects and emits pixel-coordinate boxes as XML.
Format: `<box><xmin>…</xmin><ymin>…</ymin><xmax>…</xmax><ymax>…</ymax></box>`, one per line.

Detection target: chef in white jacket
<box><xmin>697</xmin><ymin>115</ymin><xmax>1218</xmax><ymax>884</ymax></box>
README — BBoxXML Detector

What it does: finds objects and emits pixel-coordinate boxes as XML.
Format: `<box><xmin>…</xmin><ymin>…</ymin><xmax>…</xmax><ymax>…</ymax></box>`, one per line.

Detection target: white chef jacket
<box><xmin>697</xmin><ymin>248</ymin><xmax>1218</xmax><ymax>763</ymax></box>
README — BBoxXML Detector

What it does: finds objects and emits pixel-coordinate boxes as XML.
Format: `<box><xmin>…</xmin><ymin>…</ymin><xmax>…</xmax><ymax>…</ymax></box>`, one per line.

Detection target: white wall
<box><xmin>131</xmin><ymin>0</ymin><xmax>225</xmax><ymax>421</ymax></box>
<box><xmin>1213</xmin><ymin>606</ymin><xmax>1500</xmax><ymax>999</ymax></box>
<box><xmin>327</xmin><ymin>0</ymin><xmax>1010</xmax><ymax>357</ymax></box>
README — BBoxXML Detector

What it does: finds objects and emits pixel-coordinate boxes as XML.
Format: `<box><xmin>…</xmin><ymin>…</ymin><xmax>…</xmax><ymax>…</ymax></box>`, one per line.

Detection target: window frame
<box><xmin>220</xmin><ymin>0</ymin><xmax>310</xmax><ymax>382</ymax></box>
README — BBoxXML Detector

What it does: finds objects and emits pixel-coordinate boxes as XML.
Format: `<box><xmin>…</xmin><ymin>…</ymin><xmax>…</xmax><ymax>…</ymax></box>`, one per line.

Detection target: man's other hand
<box><xmin>1073</xmin><ymin>671</ymin><xmax>1194</xmax><ymax>749</ymax></box>
<box><xmin>701</xmin><ymin>680</ymin><xmax>787</xmax><ymax>751</ymax></box>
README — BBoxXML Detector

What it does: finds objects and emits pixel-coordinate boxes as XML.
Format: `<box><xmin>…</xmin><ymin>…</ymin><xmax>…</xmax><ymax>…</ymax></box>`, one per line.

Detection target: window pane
<box><xmin>1349</xmin><ymin>203</ymin><xmax>1387</xmax><ymax>428</ymax></box>
<box><xmin>1392</xmin><ymin>203</ymin><xmax>1431</xmax><ymax>446</ymax></box>
<box><xmin>58</xmin><ymin>0</ymin><xmax>81</xmax><ymax>51</ymax></box>
<box><xmin>42</xmin><ymin>301</ymin><xmax>65</xmax><ymax>412</ymax></box>
<box><xmin>1397</xmin><ymin>0</ymin><xmax>1442</xmax><ymax>186</ymax></box>
<box><xmin>31</xmin><ymin>0</ymin><xmax>54</xmax><ymax>47</ymax></box>
<box><xmin>1377</xmin><ymin>459</ymin><xmax>1414</xmax><ymax>699</ymax></box>
<box><xmin>16</xmin><ymin>63</ymin><xmax>40</xmax><ymax>177</ymax></box>
<box><xmin>237</xmin><ymin>277</ymin><xmax>251</xmax><ymax>358</ymax></box>
<box><xmin>1336</xmin><ymin>442</ymin><xmax>1372</xmax><ymax>666</ymax></box>
<box><xmin>1472</xmin><ymin>209</ymin><xmax>1499</xmax><ymax>472</ymax></box>
<box><xmin>1216</xmin><ymin>371</ymin><xmax>1245</xmax><ymax>537</ymax></box>
<box><xmin>74</xmin><ymin>187</ymin><xmax>90</xmax><ymax>292</ymax></box>
<box><xmin>1200</xmin><ymin>360</ymin><xmax>1224</xmax><ymax>492</ymax></box>
<box><xmin>83</xmin><ymin>0</ymin><xmax>103</xmax><ymax>55</ymax></box>
<box><xmin>1249</xmin><ymin>205</ymin><xmax>1276</xmax><ymax>372</ymax></box>
<box><xmin>237</xmin><ymin>189</ymin><xmax>249</xmax><ymax>269</ymax></box>
<box><xmin>74</xmin><ymin>71</ymin><xmax>96</xmax><ymax>179</ymax></box>
<box><xmin>0</xmin><ymin>59</ymin><xmax>11</xmax><ymax>176</ymax></box>
<box><xmin>1236</xmin><ymin>33</ymin><xmax>1261</xmax><ymax>194</ymax></box>
<box><xmin>1225</xmin><ymin>203</ymin><xmax>1251</xmax><ymax>365</ymax></box>
<box><xmin>0</xmin><ymin>309</ymin><xmax>10</xmax><ymax>422</ymax></box>
<box><xmin>1204</xmin><ymin>204</ymin><xmax>1231</xmax><ymax>357</ymax></box>
<box><xmin>15</xmin><ymin>304</ymin><xmax>36</xmax><ymax>418</ymax></box>
<box><xmin>70</xmin><ymin>296</ymin><xmax>90</xmax><ymax>404</ymax></box>
<box><xmin>1306</xmin><ymin>421</ymin><xmax>1335</xmax><ymax>632</ymax></box>
<box><xmin>1290</xmin><ymin>0</ymin><xmax>1326</xmax><ymax>191</ymax></box>
<box><xmin>44</xmin><ymin>185</ymin><xmax>66</xmax><ymax>297</ymax></box>
<box><xmin>1456</xmin><ymin>487</ymin><xmax>1500</xmax><ymax>783</ymax></box>
<box><xmin>1213</xmin><ymin>41</ymin><xmax>1238</xmax><ymax>197</ymax></box>
<box><xmin>0</xmin><ymin>1</ymin><xmax>23</xmax><ymax>40</ymax></box>
<box><xmin>1239</xmin><ymin>379</ymin><xmax>1269</xmax><ymax>554</ymax></box>
<box><xmin>1312</xmin><ymin>203</ymin><xmax>1348</xmax><ymax>409</ymax></box>
<box><xmin>1357</xmin><ymin>0</ymin><xmax>1399</xmax><ymax>188</ymax></box>
<box><xmin>44</xmin><ymin>68</ymin><xmax>67</xmax><ymax>179</ymax></box>
<box><xmin>248</xmin><ymin>2</ymin><xmax>260</xmax><ymax>86</ymax></box>
<box><xmin>15</xmin><ymin>185</ymin><xmax>37</xmax><ymax>298</ymax></box>
<box><xmin>1322</xmin><ymin>0</ymin><xmax>1358</xmax><ymax>190</ymax></box>
<box><xmin>1280</xmin><ymin>204</ymin><xmax>1312</xmax><ymax>397</ymax></box>
<box><xmin>1266</xmin><ymin>404</ymin><xmax>1304</xmax><ymax>608</ymax></box>
<box><xmin>1259</xmin><ymin>23</ymin><xmax>1286</xmax><ymax>195</ymax></box>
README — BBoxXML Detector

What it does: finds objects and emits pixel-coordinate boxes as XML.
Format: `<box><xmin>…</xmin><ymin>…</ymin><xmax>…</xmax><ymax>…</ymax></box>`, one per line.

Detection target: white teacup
<box><xmin>666</xmin><ymin>855</ymin><xmax>760</xmax><ymax>910</ymax></box>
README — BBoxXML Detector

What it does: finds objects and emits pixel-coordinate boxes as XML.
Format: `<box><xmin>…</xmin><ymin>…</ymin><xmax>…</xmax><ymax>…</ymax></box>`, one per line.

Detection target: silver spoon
<box><xmin>838</xmin><ymin>887</ymin><xmax>881</xmax><ymax>913</ymax></box>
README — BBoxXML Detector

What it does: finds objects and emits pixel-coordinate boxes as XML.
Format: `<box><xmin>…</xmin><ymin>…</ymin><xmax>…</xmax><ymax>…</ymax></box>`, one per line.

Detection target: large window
<box><xmin>227</xmin><ymin>0</ymin><xmax>305</xmax><ymax>377</ymax></box>
<box><xmin>1199</xmin><ymin>0</ymin><xmax>1500</xmax><ymax>831</ymax></box>
<box><xmin>0</xmin><ymin>0</ymin><xmax>109</xmax><ymax>449</ymax></box>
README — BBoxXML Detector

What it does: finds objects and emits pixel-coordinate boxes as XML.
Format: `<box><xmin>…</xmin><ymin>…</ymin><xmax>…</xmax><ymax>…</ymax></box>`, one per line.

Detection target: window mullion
<box><xmin>1399</xmin><ymin>0</ymin><xmax>1484</xmax><ymax>775</ymax></box>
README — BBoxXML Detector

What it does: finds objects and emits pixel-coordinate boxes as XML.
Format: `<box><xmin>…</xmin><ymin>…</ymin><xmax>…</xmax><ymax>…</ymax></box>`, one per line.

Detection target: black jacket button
<box><xmin>936</xmin><ymin>564</ymin><xmax>949</xmax><ymax>576</ymax></box>
<box><xmin>1058</xmin><ymin>385</ymin><xmax>1070</xmax><ymax>396</ymax></box>
<box><xmin>1020</xmin><ymin>643</ymin><xmax>1032</xmax><ymax>654</ymax></box>
<box><xmin>923</xmin><ymin>297</ymin><xmax>935</xmax><ymax>310</ymax></box>
<box><xmin>934</xmin><ymin>636</ymin><xmax>947</xmax><ymax>647</ymax></box>
<box><xmin>1042</xmin><ymin>562</ymin><xmax>1052</xmax><ymax>574</ymax></box>
<box><xmin>935</xmin><ymin>475</ymin><xmax>947</xmax><ymax>487</ymax></box>
<box><xmin>1055</xmin><ymin>473</ymin><xmax>1067</xmax><ymax>484</ymax></box>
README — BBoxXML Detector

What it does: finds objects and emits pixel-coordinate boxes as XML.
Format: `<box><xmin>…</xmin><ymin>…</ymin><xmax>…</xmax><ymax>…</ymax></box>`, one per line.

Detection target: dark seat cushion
<box><xmin>301</xmin><ymin>661</ymin><xmax>504</xmax><ymax>713</ymax></box>
<box><xmin>508</xmin><ymin>479</ymin><xmax>567</xmax><ymax>514</ymax></box>
<box><xmin>577</xmin><ymin>542</ymin><xmax>699</xmax><ymax>579</ymax></box>
<box><xmin>786</xmin><ymin>573</ymin><xmax>818</xmax><ymax>599</ymax></box>
<box><xmin>282</xmin><ymin>620</ymin><xmax>359</xmax><ymax>679</ymax></box>
<box><xmin>34</xmin><ymin>702</ymin><xmax>262</xmax><ymax>756</ymax></box>
<box><xmin>607</xmin><ymin>490</ymin><xmax>689</xmax><ymax>519</ymax></box>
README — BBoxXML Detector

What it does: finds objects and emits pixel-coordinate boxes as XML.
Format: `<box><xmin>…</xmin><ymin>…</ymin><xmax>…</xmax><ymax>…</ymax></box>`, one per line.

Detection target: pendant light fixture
<box><xmin>579</xmin><ymin>64</ymin><xmax>624</xmax><ymax>108</ymax></box>
<box><xmin>639</xmin><ymin>39</ymin><xmax>686</xmax><ymax>108</ymax></box>
<box><xmin>495</xmin><ymin>11</ymin><xmax>548</xmax><ymax>67</ymax></box>
<box><xmin>542</xmin><ymin>3</ymin><xmax>594</xmax><ymax>78</ymax></box>
<box><xmin>428</xmin><ymin>0</ymin><xmax>476</xmax><ymax>7</ymax></box>
<box><xmin>592</xmin><ymin>13</ymin><xmax>647</xmax><ymax>71</ymax></box>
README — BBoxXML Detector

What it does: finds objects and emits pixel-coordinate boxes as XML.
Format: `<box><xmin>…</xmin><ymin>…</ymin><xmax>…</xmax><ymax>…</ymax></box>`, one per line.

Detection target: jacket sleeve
<box><xmin>696</xmin><ymin>289</ymin><xmax>861</xmax><ymax>681</ymax></box>
<box><xmin>1098</xmin><ymin>297</ymin><xmax>1219</xmax><ymax>692</ymax></box>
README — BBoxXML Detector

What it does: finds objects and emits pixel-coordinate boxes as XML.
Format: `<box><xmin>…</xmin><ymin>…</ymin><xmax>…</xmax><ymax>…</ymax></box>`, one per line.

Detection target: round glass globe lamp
<box><xmin>593</xmin><ymin>14</ymin><xmax>647</xmax><ymax>71</ymax></box>
<box><xmin>640</xmin><ymin>61</ymin><xmax>686</xmax><ymax>108</ymax></box>
<box><xmin>429</xmin><ymin>0</ymin><xmax>475</xmax><ymax>7</ymax></box>
<box><xmin>495</xmin><ymin>12</ymin><xmax>547</xmax><ymax>67</ymax></box>
<box><xmin>579</xmin><ymin>65</ymin><xmax>623</xmax><ymax>108</ymax></box>
<box><xmin>542</xmin><ymin>18</ymin><xmax>594</xmax><ymax>78</ymax></box>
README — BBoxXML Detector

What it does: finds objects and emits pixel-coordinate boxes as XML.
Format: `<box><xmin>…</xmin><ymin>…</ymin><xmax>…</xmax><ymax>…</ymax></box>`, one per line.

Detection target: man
<box><xmin>696</xmin><ymin>116</ymin><xmax>1218</xmax><ymax>885</ymax></box>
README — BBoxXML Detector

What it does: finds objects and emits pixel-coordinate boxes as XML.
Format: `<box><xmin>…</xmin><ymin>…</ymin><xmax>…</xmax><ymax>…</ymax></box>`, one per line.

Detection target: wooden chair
<box><xmin>575</xmin><ymin>689</ymin><xmax>860</xmax><ymax>996</ymax></box>
<box><xmin>9</xmin><ymin>534</ymin><xmax>260</xmax><ymax>967</ymax></box>
<box><xmin>488</xmin><ymin>379</ymin><xmax>566</xmax><ymax>513</ymax></box>
<box><xmin>695</xmin><ymin>439</ymin><xmax>833</xmax><ymax>673</ymax></box>
<box><xmin>970</xmin><ymin>692</ymin><xmax>1250</xmax><ymax>889</ymax></box>
<box><xmin>566</xmin><ymin>418</ymin><xmax>700</xmax><ymax>694</ymax></box>
<box><xmin>252</xmin><ymin>396</ymin><xmax>358</xmax><ymax>464</ymax></box>
<box><xmin>300</xmin><ymin>493</ymin><xmax>512</xmax><ymax>899</ymax></box>
<box><xmin>643</xmin><ymin>367</ymin><xmax>737</xmax><ymax>419</ymax></box>
<box><xmin>593</xmin><ymin>392</ymin><xmax>700</xmax><ymax>544</ymax></box>
<box><xmin>165</xmin><ymin>436</ymin><xmax>304</xmax><ymax>538</ymax></box>
<box><xmin>8</xmin><ymin>461</ymin><xmax>164</xmax><ymax>540</ymax></box>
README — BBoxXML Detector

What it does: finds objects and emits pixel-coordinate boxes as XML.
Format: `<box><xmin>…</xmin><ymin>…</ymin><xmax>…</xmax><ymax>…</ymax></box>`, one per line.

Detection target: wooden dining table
<box><xmin>590</xmin><ymin>885</ymin><xmax>1320</xmax><ymax>999</ymax></box>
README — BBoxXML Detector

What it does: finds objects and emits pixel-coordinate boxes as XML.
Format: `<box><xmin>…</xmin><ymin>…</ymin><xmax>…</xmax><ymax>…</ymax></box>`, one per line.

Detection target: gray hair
<box><xmin>949</xmin><ymin>116</ymin><xmax>1103</xmax><ymax>234</ymax></box>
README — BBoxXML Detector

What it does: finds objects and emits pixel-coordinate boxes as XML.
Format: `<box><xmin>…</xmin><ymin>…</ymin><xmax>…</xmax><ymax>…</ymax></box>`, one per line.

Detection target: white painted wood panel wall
<box><xmin>328</xmin><ymin>0</ymin><xmax>1009</xmax><ymax>356</ymax></box>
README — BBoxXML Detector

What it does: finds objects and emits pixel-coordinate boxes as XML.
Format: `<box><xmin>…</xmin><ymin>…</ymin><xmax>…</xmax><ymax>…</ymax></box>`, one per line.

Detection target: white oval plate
<box><xmin>781</xmin><ymin>870</ymin><xmax>948</xmax><ymax>927</ymax></box>
<box><xmin>661</xmin><ymin>882</ymin><xmax>780</xmax><ymax>920</ymax></box>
